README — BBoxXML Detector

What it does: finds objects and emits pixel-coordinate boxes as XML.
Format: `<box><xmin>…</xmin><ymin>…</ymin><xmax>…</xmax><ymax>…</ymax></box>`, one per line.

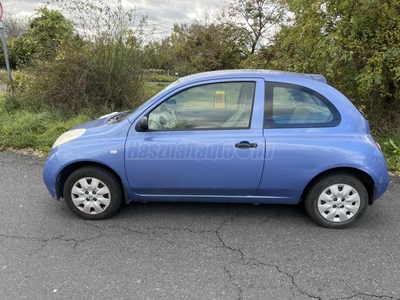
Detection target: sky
<box><xmin>1</xmin><ymin>0</ymin><xmax>226</xmax><ymax>36</ymax></box>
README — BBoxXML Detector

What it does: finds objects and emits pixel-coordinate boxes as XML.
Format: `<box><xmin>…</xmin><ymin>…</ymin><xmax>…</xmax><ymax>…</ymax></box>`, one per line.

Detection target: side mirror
<box><xmin>135</xmin><ymin>116</ymin><xmax>148</xmax><ymax>132</ymax></box>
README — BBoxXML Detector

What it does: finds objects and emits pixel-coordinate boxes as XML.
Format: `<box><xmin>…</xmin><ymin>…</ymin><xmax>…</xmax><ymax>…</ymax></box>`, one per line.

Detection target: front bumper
<box><xmin>42</xmin><ymin>151</ymin><xmax>62</xmax><ymax>200</ymax></box>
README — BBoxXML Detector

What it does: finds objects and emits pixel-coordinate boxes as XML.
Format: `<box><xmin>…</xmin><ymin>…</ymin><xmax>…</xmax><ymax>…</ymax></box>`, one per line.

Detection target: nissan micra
<box><xmin>43</xmin><ymin>70</ymin><xmax>389</xmax><ymax>228</ymax></box>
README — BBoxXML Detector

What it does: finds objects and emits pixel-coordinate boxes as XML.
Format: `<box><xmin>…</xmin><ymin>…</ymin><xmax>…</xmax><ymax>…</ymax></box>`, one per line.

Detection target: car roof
<box><xmin>176</xmin><ymin>69</ymin><xmax>328</xmax><ymax>84</ymax></box>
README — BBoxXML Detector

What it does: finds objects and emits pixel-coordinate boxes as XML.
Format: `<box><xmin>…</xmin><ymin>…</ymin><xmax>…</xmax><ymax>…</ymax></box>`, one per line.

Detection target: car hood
<box><xmin>72</xmin><ymin>110</ymin><xmax>133</xmax><ymax>138</ymax></box>
<box><xmin>72</xmin><ymin>116</ymin><xmax>112</xmax><ymax>130</ymax></box>
<box><xmin>72</xmin><ymin>112</ymin><xmax>127</xmax><ymax>130</ymax></box>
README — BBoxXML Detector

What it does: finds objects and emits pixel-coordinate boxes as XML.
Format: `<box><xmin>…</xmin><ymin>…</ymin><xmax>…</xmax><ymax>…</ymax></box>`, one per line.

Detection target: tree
<box><xmin>170</xmin><ymin>22</ymin><xmax>245</xmax><ymax>72</ymax></box>
<box><xmin>221</xmin><ymin>0</ymin><xmax>286</xmax><ymax>56</ymax></box>
<box><xmin>265</xmin><ymin>0</ymin><xmax>400</xmax><ymax>131</ymax></box>
<box><xmin>52</xmin><ymin>0</ymin><xmax>148</xmax><ymax>43</ymax></box>
<box><xmin>142</xmin><ymin>38</ymin><xmax>175</xmax><ymax>71</ymax></box>
<box><xmin>4</xmin><ymin>7</ymin><xmax>75</xmax><ymax>68</ymax></box>
<box><xmin>29</xmin><ymin>7</ymin><xmax>74</xmax><ymax>59</ymax></box>
<box><xmin>2</xmin><ymin>14</ymin><xmax>28</xmax><ymax>38</ymax></box>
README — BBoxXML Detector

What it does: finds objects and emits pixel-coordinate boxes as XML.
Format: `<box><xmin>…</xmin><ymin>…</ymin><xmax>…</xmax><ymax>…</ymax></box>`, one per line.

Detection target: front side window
<box><xmin>264</xmin><ymin>82</ymin><xmax>341</xmax><ymax>128</ymax></box>
<box><xmin>147</xmin><ymin>82</ymin><xmax>255</xmax><ymax>130</ymax></box>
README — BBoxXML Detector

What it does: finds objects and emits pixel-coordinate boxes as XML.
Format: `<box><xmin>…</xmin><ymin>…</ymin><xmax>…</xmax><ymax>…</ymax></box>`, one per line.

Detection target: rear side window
<box><xmin>264</xmin><ymin>82</ymin><xmax>341</xmax><ymax>128</ymax></box>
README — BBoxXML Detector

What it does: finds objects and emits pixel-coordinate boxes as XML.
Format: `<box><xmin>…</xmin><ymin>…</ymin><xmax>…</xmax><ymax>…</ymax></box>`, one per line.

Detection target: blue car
<box><xmin>43</xmin><ymin>70</ymin><xmax>389</xmax><ymax>228</ymax></box>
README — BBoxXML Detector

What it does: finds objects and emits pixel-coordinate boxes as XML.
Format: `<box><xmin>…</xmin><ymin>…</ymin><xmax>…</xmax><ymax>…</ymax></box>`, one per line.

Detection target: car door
<box><xmin>125</xmin><ymin>78</ymin><xmax>266</xmax><ymax>199</ymax></box>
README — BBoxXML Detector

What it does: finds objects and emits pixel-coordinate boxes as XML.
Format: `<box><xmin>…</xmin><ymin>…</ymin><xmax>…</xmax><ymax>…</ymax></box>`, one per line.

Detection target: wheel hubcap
<box><xmin>71</xmin><ymin>177</ymin><xmax>111</xmax><ymax>214</ymax></box>
<box><xmin>317</xmin><ymin>183</ymin><xmax>361</xmax><ymax>223</ymax></box>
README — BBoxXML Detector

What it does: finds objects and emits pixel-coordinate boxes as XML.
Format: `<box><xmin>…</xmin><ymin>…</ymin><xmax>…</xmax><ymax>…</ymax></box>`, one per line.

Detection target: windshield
<box><xmin>118</xmin><ymin>79</ymin><xmax>181</xmax><ymax>122</ymax></box>
<box><xmin>148</xmin><ymin>79</ymin><xmax>181</xmax><ymax>101</ymax></box>
<box><xmin>107</xmin><ymin>79</ymin><xmax>181</xmax><ymax>124</ymax></box>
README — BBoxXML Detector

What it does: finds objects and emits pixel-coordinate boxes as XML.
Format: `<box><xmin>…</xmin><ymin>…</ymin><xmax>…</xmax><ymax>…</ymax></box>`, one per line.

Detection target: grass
<box><xmin>0</xmin><ymin>94</ymin><xmax>93</xmax><ymax>153</ymax></box>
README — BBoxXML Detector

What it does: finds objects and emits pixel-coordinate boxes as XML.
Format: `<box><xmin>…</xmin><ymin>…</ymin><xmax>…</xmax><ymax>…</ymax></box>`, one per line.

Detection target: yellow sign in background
<box><xmin>214</xmin><ymin>91</ymin><xmax>226</xmax><ymax>108</ymax></box>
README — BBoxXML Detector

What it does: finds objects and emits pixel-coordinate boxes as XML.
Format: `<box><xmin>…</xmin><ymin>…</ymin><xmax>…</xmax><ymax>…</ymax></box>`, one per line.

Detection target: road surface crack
<box><xmin>247</xmin><ymin>257</ymin><xmax>321</xmax><ymax>299</ymax></box>
<box><xmin>334</xmin><ymin>291</ymin><xmax>400</xmax><ymax>300</ymax></box>
<box><xmin>223</xmin><ymin>266</ymin><xmax>243</xmax><ymax>300</ymax></box>
<box><xmin>215</xmin><ymin>213</ymin><xmax>245</xmax><ymax>262</ymax></box>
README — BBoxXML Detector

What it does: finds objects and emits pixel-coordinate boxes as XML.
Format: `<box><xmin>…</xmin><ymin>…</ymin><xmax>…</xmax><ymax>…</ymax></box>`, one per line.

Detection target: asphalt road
<box><xmin>1</xmin><ymin>151</ymin><xmax>400</xmax><ymax>300</ymax></box>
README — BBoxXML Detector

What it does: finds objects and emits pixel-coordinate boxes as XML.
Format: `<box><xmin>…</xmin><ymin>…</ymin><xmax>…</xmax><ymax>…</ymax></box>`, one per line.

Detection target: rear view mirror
<box><xmin>166</xmin><ymin>98</ymin><xmax>176</xmax><ymax>105</ymax></box>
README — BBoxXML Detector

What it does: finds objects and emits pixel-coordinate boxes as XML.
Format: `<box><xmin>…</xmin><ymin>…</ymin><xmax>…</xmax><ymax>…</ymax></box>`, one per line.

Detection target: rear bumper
<box><xmin>369</xmin><ymin>163</ymin><xmax>390</xmax><ymax>203</ymax></box>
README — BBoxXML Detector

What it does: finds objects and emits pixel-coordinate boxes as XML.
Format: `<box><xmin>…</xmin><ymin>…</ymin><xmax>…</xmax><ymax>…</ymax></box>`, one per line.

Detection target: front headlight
<box><xmin>52</xmin><ymin>129</ymin><xmax>86</xmax><ymax>148</ymax></box>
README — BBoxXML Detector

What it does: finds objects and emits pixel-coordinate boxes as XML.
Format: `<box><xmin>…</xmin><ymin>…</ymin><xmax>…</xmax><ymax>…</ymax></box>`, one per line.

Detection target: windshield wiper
<box><xmin>108</xmin><ymin>111</ymin><xmax>130</xmax><ymax>124</ymax></box>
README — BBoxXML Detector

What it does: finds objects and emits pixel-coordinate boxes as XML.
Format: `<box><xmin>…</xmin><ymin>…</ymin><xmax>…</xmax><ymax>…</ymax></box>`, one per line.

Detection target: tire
<box><xmin>63</xmin><ymin>166</ymin><xmax>123</xmax><ymax>220</ymax></box>
<box><xmin>304</xmin><ymin>173</ymin><xmax>368</xmax><ymax>229</ymax></box>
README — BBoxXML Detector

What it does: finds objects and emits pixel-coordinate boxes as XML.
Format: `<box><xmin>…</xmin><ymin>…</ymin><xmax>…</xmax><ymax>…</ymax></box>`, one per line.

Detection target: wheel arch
<box><xmin>301</xmin><ymin>167</ymin><xmax>375</xmax><ymax>205</ymax></box>
<box><xmin>56</xmin><ymin>161</ymin><xmax>128</xmax><ymax>202</ymax></box>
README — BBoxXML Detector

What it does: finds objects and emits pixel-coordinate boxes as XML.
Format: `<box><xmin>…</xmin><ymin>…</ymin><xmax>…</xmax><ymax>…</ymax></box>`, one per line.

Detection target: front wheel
<box><xmin>304</xmin><ymin>173</ymin><xmax>368</xmax><ymax>228</ymax></box>
<box><xmin>63</xmin><ymin>166</ymin><xmax>123</xmax><ymax>220</ymax></box>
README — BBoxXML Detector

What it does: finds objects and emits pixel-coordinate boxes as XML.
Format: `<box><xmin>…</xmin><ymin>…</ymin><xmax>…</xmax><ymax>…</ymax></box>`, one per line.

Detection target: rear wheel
<box><xmin>63</xmin><ymin>166</ymin><xmax>123</xmax><ymax>220</ymax></box>
<box><xmin>304</xmin><ymin>173</ymin><xmax>368</xmax><ymax>228</ymax></box>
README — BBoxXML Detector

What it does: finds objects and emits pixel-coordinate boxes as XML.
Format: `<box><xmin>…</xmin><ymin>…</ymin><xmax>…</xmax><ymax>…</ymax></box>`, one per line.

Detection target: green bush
<box><xmin>381</xmin><ymin>138</ymin><xmax>400</xmax><ymax>172</ymax></box>
<box><xmin>0</xmin><ymin>8</ymin><xmax>75</xmax><ymax>69</ymax></box>
<box><xmin>0</xmin><ymin>95</ymin><xmax>92</xmax><ymax>152</ymax></box>
<box><xmin>8</xmin><ymin>39</ymin><xmax>146</xmax><ymax>115</ymax></box>
<box><xmin>145</xmin><ymin>73</ymin><xmax>177</xmax><ymax>83</ymax></box>
<box><xmin>5</xmin><ymin>1</ymin><xmax>148</xmax><ymax>115</ymax></box>
<box><xmin>0</xmin><ymin>69</ymin><xmax>9</xmax><ymax>84</ymax></box>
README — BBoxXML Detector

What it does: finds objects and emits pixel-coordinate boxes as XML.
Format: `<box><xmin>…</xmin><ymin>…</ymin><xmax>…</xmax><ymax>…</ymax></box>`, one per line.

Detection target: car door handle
<box><xmin>235</xmin><ymin>141</ymin><xmax>258</xmax><ymax>149</ymax></box>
